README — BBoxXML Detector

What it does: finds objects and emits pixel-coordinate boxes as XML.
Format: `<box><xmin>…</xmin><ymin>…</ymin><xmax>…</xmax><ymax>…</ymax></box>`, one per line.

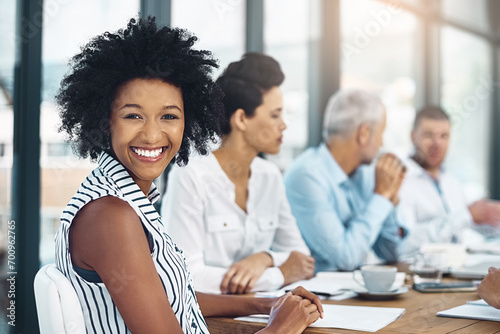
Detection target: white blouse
<box><xmin>162</xmin><ymin>153</ymin><xmax>310</xmax><ymax>293</ymax></box>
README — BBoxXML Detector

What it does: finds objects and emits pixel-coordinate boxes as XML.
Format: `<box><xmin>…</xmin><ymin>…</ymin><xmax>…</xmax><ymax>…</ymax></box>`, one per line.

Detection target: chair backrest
<box><xmin>34</xmin><ymin>263</ymin><xmax>86</xmax><ymax>334</ymax></box>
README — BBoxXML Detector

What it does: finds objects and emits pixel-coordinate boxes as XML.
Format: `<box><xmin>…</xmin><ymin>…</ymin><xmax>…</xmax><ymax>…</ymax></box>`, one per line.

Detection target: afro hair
<box><xmin>57</xmin><ymin>16</ymin><xmax>224</xmax><ymax>166</ymax></box>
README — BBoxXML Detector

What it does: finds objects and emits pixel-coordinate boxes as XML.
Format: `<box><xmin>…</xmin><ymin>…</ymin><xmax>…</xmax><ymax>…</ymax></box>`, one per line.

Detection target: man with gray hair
<box><xmin>284</xmin><ymin>89</ymin><xmax>407</xmax><ymax>271</ymax></box>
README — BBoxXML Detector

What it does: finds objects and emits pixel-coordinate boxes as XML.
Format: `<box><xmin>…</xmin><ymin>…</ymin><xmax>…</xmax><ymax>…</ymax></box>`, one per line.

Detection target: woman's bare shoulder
<box><xmin>70</xmin><ymin>196</ymin><xmax>145</xmax><ymax>270</ymax></box>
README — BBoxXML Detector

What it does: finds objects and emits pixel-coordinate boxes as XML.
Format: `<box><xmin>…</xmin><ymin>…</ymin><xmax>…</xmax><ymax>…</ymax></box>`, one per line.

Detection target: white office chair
<box><xmin>34</xmin><ymin>263</ymin><xmax>86</xmax><ymax>334</ymax></box>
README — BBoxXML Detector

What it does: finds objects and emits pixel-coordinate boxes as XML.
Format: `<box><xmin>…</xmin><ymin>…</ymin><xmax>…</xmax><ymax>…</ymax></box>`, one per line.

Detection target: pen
<box><xmin>285</xmin><ymin>289</ymin><xmax>344</xmax><ymax>297</ymax></box>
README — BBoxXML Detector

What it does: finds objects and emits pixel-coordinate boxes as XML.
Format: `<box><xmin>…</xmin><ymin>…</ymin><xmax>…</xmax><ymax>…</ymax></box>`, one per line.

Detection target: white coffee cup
<box><xmin>353</xmin><ymin>265</ymin><xmax>397</xmax><ymax>292</ymax></box>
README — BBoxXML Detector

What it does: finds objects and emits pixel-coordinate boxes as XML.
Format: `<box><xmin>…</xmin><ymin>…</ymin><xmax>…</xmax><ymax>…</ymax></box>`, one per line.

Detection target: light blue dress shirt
<box><xmin>284</xmin><ymin>143</ymin><xmax>406</xmax><ymax>272</ymax></box>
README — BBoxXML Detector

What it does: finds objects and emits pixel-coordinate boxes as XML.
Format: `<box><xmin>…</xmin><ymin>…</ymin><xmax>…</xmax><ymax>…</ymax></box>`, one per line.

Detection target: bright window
<box><xmin>264</xmin><ymin>0</ymin><xmax>318</xmax><ymax>169</ymax></box>
<box><xmin>441</xmin><ymin>0</ymin><xmax>490</xmax><ymax>33</ymax></box>
<box><xmin>341</xmin><ymin>0</ymin><xmax>418</xmax><ymax>156</ymax></box>
<box><xmin>171</xmin><ymin>0</ymin><xmax>245</xmax><ymax>78</ymax></box>
<box><xmin>441</xmin><ymin>26</ymin><xmax>492</xmax><ymax>200</ymax></box>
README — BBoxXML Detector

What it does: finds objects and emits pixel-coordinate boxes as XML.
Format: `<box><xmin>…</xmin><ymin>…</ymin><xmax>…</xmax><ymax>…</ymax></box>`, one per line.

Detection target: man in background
<box><xmin>398</xmin><ymin>106</ymin><xmax>500</xmax><ymax>259</ymax></box>
<box><xmin>284</xmin><ymin>89</ymin><xmax>407</xmax><ymax>271</ymax></box>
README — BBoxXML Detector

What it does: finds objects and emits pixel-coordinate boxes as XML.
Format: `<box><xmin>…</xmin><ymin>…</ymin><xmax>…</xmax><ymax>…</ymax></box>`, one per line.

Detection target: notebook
<box><xmin>437</xmin><ymin>299</ymin><xmax>500</xmax><ymax>322</ymax></box>
<box><xmin>449</xmin><ymin>261</ymin><xmax>494</xmax><ymax>279</ymax></box>
<box><xmin>236</xmin><ymin>304</ymin><xmax>405</xmax><ymax>332</ymax></box>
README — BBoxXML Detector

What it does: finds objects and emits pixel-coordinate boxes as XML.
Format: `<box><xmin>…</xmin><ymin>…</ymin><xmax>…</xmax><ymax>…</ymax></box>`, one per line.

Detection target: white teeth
<box><xmin>132</xmin><ymin>147</ymin><xmax>163</xmax><ymax>158</ymax></box>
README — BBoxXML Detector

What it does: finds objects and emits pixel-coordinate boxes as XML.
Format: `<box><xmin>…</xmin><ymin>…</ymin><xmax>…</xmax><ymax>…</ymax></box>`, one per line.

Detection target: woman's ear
<box><xmin>229</xmin><ymin>108</ymin><xmax>247</xmax><ymax>132</ymax></box>
<box><xmin>357</xmin><ymin>123</ymin><xmax>371</xmax><ymax>146</ymax></box>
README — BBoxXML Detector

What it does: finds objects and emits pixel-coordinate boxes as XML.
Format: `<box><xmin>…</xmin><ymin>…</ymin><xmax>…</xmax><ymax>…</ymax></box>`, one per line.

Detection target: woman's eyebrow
<box><xmin>118</xmin><ymin>104</ymin><xmax>182</xmax><ymax>111</ymax></box>
<box><xmin>119</xmin><ymin>103</ymin><xmax>141</xmax><ymax>110</ymax></box>
<box><xmin>163</xmin><ymin>105</ymin><xmax>182</xmax><ymax>111</ymax></box>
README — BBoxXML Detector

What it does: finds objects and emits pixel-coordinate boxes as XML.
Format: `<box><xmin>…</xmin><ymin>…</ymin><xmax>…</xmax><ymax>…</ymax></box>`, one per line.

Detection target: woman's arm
<box><xmin>272</xmin><ymin>181</ymin><xmax>315</xmax><ymax>286</ymax></box>
<box><xmin>259</xmin><ymin>291</ymin><xmax>322</xmax><ymax>334</ymax></box>
<box><xmin>70</xmin><ymin>196</ymin><xmax>183</xmax><ymax>334</ymax></box>
<box><xmin>197</xmin><ymin>287</ymin><xmax>324</xmax><ymax>333</ymax></box>
<box><xmin>272</xmin><ymin>180</ymin><xmax>311</xmax><ymax>257</ymax></box>
<box><xmin>196</xmin><ymin>292</ymin><xmax>276</xmax><ymax>317</ymax></box>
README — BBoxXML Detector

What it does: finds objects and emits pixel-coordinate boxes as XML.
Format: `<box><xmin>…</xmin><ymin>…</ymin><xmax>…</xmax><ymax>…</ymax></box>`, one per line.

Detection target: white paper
<box><xmin>255</xmin><ymin>289</ymin><xmax>358</xmax><ymax>301</ymax></box>
<box><xmin>235</xmin><ymin>304</ymin><xmax>405</xmax><ymax>332</ymax></box>
<box><xmin>467</xmin><ymin>244</ymin><xmax>500</xmax><ymax>255</ymax></box>
<box><xmin>282</xmin><ymin>275</ymin><xmax>343</xmax><ymax>296</ymax></box>
<box><xmin>449</xmin><ymin>253</ymin><xmax>500</xmax><ymax>279</ymax></box>
<box><xmin>467</xmin><ymin>299</ymin><xmax>489</xmax><ymax>306</ymax></box>
<box><xmin>419</xmin><ymin>243</ymin><xmax>467</xmax><ymax>268</ymax></box>
<box><xmin>437</xmin><ymin>302</ymin><xmax>500</xmax><ymax>322</ymax></box>
<box><xmin>326</xmin><ymin>290</ymin><xmax>358</xmax><ymax>301</ymax></box>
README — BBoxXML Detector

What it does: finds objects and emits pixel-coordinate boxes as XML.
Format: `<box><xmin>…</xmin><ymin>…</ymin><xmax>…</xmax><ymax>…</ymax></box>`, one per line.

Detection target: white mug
<box><xmin>353</xmin><ymin>265</ymin><xmax>397</xmax><ymax>292</ymax></box>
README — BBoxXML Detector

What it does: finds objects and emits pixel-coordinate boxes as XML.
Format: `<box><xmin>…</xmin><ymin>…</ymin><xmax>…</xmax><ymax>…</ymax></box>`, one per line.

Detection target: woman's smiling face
<box><xmin>109</xmin><ymin>78</ymin><xmax>184</xmax><ymax>193</ymax></box>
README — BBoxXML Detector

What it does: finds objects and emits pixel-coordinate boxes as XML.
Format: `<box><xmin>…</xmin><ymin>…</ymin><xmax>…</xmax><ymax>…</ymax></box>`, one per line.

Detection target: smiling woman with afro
<box><xmin>53</xmin><ymin>16</ymin><xmax>323</xmax><ymax>334</ymax></box>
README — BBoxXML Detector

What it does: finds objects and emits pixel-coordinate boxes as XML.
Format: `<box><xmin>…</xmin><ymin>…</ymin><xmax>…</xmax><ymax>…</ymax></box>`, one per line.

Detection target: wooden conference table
<box><xmin>206</xmin><ymin>271</ymin><xmax>500</xmax><ymax>333</ymax></box>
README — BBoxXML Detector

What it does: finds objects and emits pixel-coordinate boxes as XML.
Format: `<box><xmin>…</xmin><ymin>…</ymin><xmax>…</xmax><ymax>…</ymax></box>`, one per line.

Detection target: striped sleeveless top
<box><xmin>55</xmin><ymin>152</ymin><xmax>209</xmax><ymax>333</ymax></box>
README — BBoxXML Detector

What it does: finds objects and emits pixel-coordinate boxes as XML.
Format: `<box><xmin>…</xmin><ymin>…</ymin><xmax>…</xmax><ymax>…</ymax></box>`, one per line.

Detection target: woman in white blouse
<box><xmin>162</xmin><ymin>53</ymin><xmax>315</xmax><ymax>294</ymax></box>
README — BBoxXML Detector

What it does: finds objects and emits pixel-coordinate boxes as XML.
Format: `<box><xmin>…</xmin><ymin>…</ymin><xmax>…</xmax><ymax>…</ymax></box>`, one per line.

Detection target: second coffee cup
<box><xmin>353</xmin><ymin>265</ymin><xmax>397</xmax><ymax>292</ymax></box>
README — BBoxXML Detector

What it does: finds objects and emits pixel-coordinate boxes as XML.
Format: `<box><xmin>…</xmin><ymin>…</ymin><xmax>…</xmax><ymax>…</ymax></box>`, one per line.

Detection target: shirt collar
<box><xmin>97</xmin><ymin>151</ymin><xmax>160</xmax><ymax>204</ymax></box>
<box><xmin>208</xmin><ymin>151</ymin><xmax>262</xmax><ymax>191</ymax></box>
<box><xmin>318</xmin><ymin>143</ymin><xmax>349</xmax><ymax>186</ymax></box>
<box><xmin>207</xmin><ymin>152</ymin><xmax>236</xmax><ymax>191</ymax></box>
<box><xmin>405</xmin><ymin>155</ymin><xmax>443</xmax><ymax>182</ymax></box>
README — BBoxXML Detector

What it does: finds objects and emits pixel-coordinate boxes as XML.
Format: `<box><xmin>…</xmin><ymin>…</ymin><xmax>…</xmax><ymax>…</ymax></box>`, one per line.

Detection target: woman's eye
<box><xmin>124</xmin><ymin>114</ymin><xmax>141</xmax><ymax>119</ymax></box>
<box><xmin>162</xmin><ymin>114</ymin><xmax>179</xmax><ymax>120</ymax></box>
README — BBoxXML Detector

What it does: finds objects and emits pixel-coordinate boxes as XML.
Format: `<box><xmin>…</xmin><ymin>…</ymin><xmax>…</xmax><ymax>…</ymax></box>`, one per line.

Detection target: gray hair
<box><xmin>322</xmin><ymin>89</ymin><xmax>385</xmax><ymax>141</ymax></box>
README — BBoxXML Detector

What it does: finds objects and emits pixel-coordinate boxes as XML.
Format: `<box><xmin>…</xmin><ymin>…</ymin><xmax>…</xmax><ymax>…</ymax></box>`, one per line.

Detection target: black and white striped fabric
<box><xmin>55</xmin><ymin>152</ymin><xmax>208</xmax><ymax>333</ymax></box>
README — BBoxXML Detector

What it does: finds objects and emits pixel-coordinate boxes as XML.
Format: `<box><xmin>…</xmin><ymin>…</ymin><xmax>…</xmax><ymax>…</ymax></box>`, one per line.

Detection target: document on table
<box><xmin>235</xmin><ymin>304</ymin><xmax>405</xmax><ymax>332</ymax></box>
<box><xmin>256</xmin><ymin>271</ymin><xmax>406</xmax><ymax>301</ymax></box>
<box><xmin>467</xmin><ymin>244</ymin><xmax>500</xmax><ymax>255</ymax></box>
<box><xmin>437</xmin><ymin>299</ymin><xmax>500</xmax><ymax>322</ymax></box>
<box><xmin>449</xmin><ymin>253</ymin><xmax>500</xmax><ymax>279</ymax></box>
<box><xmin>282</xmin><ymin>274</ymin><xmax>344</xmax><ymax>296</ymax></box>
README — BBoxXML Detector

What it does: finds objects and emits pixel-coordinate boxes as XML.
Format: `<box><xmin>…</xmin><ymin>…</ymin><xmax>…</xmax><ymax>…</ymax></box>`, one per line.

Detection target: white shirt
<box><xmin>162</xmin><ymin>153</ymin><xmax>310</xmax><ymax>293</ymax></box>
<box><xmin>398</xmin><ymin>157</ymin><xmax>473</xmax><ymax>260</ymax></box>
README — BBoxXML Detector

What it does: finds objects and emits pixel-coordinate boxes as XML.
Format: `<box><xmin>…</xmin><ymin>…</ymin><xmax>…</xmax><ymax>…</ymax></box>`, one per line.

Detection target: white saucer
<box><xmin>353</xmin><ymin>286</ymin><xmax>408</xmax><ymax>300</ymax></box>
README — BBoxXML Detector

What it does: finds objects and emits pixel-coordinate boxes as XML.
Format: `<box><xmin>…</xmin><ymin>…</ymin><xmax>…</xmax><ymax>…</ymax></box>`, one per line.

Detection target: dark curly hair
<box><xmin>57</xmin><ymin>16</ymin><xmax>224</xmax><ymax>166</ymax></box>
<box><xmin>215</xmin><ymin>53</ymin><xmax>284</xmax><ymax>135</ymax></box>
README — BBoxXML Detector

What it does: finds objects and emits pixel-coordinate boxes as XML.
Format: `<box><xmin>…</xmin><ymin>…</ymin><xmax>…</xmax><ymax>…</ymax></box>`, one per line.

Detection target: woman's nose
<box><xmin>141</xmin><ymin>120</ymin><xmax>163</xmax><ymax>143</ymax></box>
<box><xmin>279</xmin><ymin>117</ymin><xmax>287</xmax><ymax>131</ymax></box>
